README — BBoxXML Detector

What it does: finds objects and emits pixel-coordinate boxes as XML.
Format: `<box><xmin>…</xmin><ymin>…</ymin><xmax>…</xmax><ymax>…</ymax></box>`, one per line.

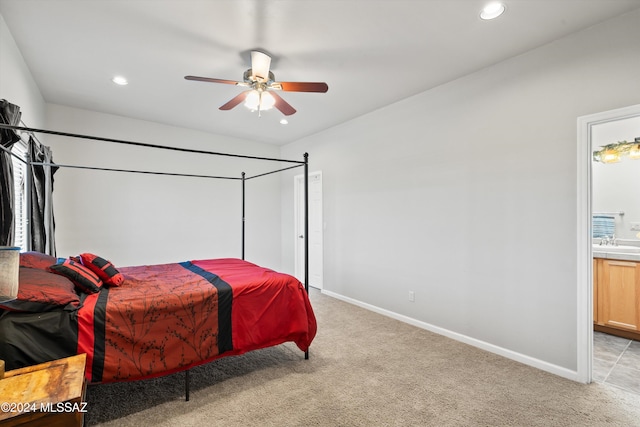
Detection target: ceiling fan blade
<box><xmin>185</xmin><ymin>75</ymin><xmax>242</xmax><ymax>85</ymax></box>
<box><xmin>251</xmin><ymin>51</ymin><xmax>272</xmax><ymax>81</ymax></box>
<box><xmin>270</xmin><ymin>91</ymin><xmax>297</xmax><ymax>116</ymax></box>
<box><xmin>219</xmin><ymin>91</ymin><xmax>249</xmax><ymax>110</ymax></box>
<box><xmin>274</xmin><ymin>81</ymin><xmax>328</xmax><ymax>93</ymax></box>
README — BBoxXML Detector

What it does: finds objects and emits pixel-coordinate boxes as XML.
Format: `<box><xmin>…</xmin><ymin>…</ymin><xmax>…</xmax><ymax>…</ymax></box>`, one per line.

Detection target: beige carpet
<box><xmin>86</xmin><ymin>289</ymin><xmax>640</xmax><ymax>426</ymax></box>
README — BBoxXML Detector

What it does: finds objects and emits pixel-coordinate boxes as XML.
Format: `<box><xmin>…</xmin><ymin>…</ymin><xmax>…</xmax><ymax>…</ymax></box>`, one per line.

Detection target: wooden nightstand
<box><xmin>0</xmin><ymin>354</ymin><xmax>87</xmax><ymax>427</ymax></box>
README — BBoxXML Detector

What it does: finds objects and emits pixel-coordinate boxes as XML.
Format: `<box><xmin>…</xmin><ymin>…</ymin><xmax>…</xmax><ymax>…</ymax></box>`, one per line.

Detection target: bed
<box><xmin>0</xmin><ymin>251</ymin><xmax>317</xmax><ymax>384</ymax></box>
<box><xmin>0</xmin><ymin>121</ymin><xmax>315</xmax><ymax>398</ymax></box>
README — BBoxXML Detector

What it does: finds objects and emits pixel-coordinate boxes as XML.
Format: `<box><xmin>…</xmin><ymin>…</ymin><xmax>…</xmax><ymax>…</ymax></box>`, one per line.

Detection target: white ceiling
<box><xmin>1</xmin><ymin>0</ymin><xmax>639</xmax><ymax>145</ymax></box>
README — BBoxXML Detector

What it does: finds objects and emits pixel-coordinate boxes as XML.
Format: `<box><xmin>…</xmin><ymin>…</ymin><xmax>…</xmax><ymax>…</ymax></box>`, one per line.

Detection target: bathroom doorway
<box><xmin>577</xmin><ymin>103</ymin><xmax>640</xmax><ymax>383</ymax></box>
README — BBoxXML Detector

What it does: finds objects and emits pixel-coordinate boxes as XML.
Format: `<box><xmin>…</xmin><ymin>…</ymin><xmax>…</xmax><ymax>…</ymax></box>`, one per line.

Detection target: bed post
<box><xmin>241</xmin><ymin>172</ymin><xmax>245</xmax><ymax>260</ymax></box>
<box><xmin>303</xmin><ymin>154</ymin><xmax>309</xmax><ymax>294</ymax></box>
<box><xmin>25</xmin><ymin>147</ymin><xmax>33</xmax><ymax>251</ymax></box>
<box><xmin>304</xmin><ymin>153</ymin><xmax>309</xmax><ymax>360</ymax></box>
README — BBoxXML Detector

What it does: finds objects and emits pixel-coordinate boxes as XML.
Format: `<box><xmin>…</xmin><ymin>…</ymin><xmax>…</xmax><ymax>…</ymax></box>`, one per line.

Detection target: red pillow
<box><xmin>0</xmin><ymin>267</ymin><xmax>80</xmax><ymax>312</ymax></box>
<box><xmin>79</xmin><ymin>253</ymin><xmax>124</xmax><ymax>287</ymax></box>
<box><xmin>19</xmin><ymin>251</ymin><xmax>57</xmax><ymax>270</ymax></box>
<box><xmin>49</xmin><ymin>258</ymin><xmax>102</xmax><ymax>294</ymax></box>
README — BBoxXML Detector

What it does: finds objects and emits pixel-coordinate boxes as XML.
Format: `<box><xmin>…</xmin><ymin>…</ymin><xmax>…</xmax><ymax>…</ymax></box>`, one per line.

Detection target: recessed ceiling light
<box><xmin>480</xmin><ymin>2</ymin><xmax>505</xmax><ymax>20</ymax></box>
<box><xmin>111</xmin><ymin>75</ymin><xmax>128</xmax><ymax>86</ymax></box>
<box><xmin>280</xmin><ymin>119</ymin><xmax>288</xmax><ymax>125</ymax></box>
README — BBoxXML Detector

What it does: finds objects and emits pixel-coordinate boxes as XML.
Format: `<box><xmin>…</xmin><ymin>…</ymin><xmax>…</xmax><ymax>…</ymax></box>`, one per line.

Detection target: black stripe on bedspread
<box><xmin>92</xmin><ymin>287</ymin><xmax>109</xmax><ymax>383</ymax></box>
<box><xmin>179</xmin><ymin>261</ymin><xmax>233</xmax><ymax>354</ymax></box>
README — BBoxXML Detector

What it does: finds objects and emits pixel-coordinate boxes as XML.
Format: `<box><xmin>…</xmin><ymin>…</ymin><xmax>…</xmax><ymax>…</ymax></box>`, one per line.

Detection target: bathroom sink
<box><xmin>593</xmin><ymin>244</ymin><xmax>640</xmax><ymax>254</ymax></box>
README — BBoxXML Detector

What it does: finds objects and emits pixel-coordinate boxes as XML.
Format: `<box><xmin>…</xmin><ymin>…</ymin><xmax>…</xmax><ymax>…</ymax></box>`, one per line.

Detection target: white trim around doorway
<box><xmin>576</xmin><ymin>103</ymin><xmax>640</xmax><ymax>384</ymax></box>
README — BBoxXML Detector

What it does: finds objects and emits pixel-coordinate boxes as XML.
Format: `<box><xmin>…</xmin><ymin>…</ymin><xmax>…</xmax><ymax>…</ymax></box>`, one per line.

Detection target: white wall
<box><xmin>45</xmin><ymin>104</ymin><xmax>283</xmax><ymax>268</ymax></box>
<box><xmin>0</xmin><ymin>13</ymin><xmax>45</xmax><ymax>127</ymax></box>
<box><xmin>280</xmin><ymin>9</ymin><xmax>640</xmax><ymax>375</ymax></box>
<box><xmin>592</xmin><ymin>116</ymin><xmax>640</xmax><ymax>240</ymax></box>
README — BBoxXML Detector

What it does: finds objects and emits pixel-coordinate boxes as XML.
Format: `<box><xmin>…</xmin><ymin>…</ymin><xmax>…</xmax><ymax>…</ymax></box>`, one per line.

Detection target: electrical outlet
<box><xmin>631</xmin><ymin>222</ymin><xmax>640</xmax><ymax>231</ymax></box>
<box><xmin>408</xmin><ymin>291</ymin><xmax>415</xmax><ymax>302</ymax></box>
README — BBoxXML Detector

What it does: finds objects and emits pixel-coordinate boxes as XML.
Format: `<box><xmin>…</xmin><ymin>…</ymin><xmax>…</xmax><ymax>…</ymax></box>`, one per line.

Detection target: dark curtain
<box><xmin>29</xmin><ymin>137</ymin><xmax>58</xmax><ymax>255</ymax></box>
<box><xmin>0</xmin><ymin>100</ymin><xmax>22</xmax><ymax>246</ymax></box>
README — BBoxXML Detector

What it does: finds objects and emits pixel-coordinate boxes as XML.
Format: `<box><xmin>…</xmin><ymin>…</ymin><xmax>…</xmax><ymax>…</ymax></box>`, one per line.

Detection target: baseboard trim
<box><xmin>321</xmin><ymin>289</ymin><xmax>579</xmax><ymax>382</ymax></box>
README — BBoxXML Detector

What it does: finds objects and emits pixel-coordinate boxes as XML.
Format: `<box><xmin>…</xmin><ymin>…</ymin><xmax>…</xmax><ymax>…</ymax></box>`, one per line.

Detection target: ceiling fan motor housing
<box><xmin>244</xmin><ymin>69</ymin><xmax>275</xmax><ymax>84</ymax></box>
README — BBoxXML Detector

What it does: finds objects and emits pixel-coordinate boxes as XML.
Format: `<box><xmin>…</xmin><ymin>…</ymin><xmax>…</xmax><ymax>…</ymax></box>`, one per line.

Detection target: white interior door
<box><xmin>295</xmin><ymin>172</ymin><xmax>323</xmax><ymax>289</ymax></box>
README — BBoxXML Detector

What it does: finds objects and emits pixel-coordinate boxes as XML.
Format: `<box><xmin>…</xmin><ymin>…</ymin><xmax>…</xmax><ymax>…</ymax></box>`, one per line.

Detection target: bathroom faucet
<box><xmin>600</xmin><ymin>235</ymin><xmax>617</xmax><ymax>246</ymax></box>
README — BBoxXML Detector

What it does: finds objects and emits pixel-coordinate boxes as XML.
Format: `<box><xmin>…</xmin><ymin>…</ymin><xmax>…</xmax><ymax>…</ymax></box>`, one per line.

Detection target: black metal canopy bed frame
<box><xmin>0</xmin><ymin>122</ymin><xmax>313</xmax><ymax>401</ymax></box>
<box><xmin>0</xmin><ymin>123</ymin><xmax>310</xmax><ymax>273</ymax></box>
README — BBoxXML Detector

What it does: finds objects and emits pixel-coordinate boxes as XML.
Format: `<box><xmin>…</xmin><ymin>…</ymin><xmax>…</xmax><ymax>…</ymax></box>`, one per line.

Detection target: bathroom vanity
<box><xmin>593</xmin><ymin>245</ymin><xmax>640</xmax><ymax>340</ymax></box>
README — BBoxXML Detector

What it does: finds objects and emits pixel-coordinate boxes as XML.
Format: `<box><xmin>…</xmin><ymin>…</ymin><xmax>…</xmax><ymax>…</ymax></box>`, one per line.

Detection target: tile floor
<box><xmin>593</xmin><ymin>331</ymin><xmax>640</xmax><ymax>394</ymax></box>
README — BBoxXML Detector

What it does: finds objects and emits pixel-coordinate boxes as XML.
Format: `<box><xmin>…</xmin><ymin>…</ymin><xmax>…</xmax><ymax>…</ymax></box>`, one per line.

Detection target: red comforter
<box><xmin>77</xmin><ymin>258</ymin><xmax>316</xmax><ymax>383</ymax></box>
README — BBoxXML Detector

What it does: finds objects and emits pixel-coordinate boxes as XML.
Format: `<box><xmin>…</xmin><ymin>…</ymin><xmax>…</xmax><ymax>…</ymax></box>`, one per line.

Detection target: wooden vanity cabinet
<box><xmin>594</xmin><ymin>257</ymin><xmax>640</xmax><ymax>340</ymax></box>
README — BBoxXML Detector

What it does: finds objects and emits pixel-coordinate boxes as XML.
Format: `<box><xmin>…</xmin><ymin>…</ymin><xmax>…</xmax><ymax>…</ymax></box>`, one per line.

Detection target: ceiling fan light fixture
<box><xmin>244</xmin><ymin>90</ymin><xmax>275</xmax><ymax>111</ymax></box>
<box><xmin>250</xmin><ymin>51</ymin><xmax>272</xmax><ymax>82</ymax></box>
<box><xmin>480</xmin><ymin>2</ymin><xmax>506</xmax><ymax>20</ymax></box>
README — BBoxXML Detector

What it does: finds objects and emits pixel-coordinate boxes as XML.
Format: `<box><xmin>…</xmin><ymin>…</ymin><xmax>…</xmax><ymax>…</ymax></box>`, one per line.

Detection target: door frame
<box><xmin>576</xmin><ymin>103</ymin><xmax>640</xmax><ymax>383</ymax></box>
<box><xmin>294</xmin><ymin>171</ymin><xmax>323</xmax><ymax>289</ymax></box>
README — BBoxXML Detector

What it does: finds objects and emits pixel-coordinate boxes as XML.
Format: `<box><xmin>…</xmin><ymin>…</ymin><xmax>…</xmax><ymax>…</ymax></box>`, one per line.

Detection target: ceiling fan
<box><xmin>185</xmin><ymin>51</ymin><xmax>328</xmax><ymax>116</ymax></box>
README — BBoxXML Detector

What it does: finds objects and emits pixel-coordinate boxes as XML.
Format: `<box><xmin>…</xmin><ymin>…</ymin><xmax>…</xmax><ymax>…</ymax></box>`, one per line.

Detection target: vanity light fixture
<box><xmin>480</xmin><ymin>2</ymin><xmax>506</xmax><ymax>20</ymax></box>
<box><xmin>593</xmin><ymin>137</ymin><xmax>640</xmax><ymax>163</ymax></box>
<box><xmin>111</xmin><ymin>75</ymin><xmax>128</xmax><ymax>86</ymax></box>
<box><xmin>599</xmin><ymin>149</ymin><xmax>621</xmax><ymax>164</ymax></box>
